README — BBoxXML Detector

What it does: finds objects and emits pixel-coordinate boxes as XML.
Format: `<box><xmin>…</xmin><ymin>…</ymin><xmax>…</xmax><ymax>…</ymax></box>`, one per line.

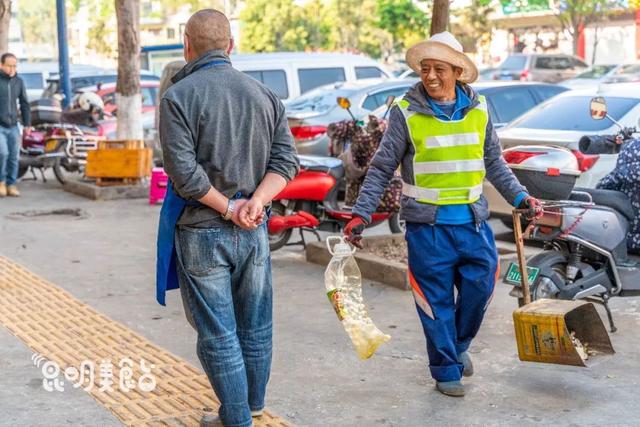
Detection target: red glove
<box><xmin>344</xmin><ymin>216</ymin><xmax>367</xmax><ymax>249</ymax></box>
<box><xmin>519</xmin><ymin>196</ymin><xmax>543</xmax><ymax>220</ymax></box>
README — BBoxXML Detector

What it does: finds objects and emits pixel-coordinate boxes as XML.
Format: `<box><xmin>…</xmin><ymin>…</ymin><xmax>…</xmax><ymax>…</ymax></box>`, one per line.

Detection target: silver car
<box><xmin>493</xmin><ymin>54</ymin><xmax>588</xmax><ymax>83</ymax></box>
<box><xmin>287</xmin><ymin>79</ymin><xmax>418</xmax><ymax>155</ymax></box>
<box><xmin>485</xmin><ymin>85</ymin><xmax>640</xmax><ymax>217</ymax></box>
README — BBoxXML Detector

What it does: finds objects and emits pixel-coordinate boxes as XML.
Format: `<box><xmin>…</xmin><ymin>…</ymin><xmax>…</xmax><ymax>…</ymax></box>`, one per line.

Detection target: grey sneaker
<box><xmin>251</xmin><ymin>409</ymin><xmax>264</xmax><ymax>417</ymax></box>
<box><xmin>436</xmin><ymin>380</ymin><xmax>465</xmax><ymax>397</ymax></box>
<box><xmin>200</xmin><ymin>412</ymin><xmax>223</xmax><ymax>427</ymax></box>
<box><xmin>458</xmin><ymin>351</ymin><xmax>474</xmax><ymax>377</ymax></box>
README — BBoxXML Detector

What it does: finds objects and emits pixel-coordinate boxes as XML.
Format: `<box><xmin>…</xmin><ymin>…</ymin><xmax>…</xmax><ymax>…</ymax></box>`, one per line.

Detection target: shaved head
<box><xmin>185</xmin><ymin>9</ymin><xmax>232</xmax><ymax>59</ymax></box>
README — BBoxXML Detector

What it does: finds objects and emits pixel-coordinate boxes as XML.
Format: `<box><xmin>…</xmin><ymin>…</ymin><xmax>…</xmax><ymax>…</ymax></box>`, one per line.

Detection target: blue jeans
<box><xmin>176</xmin><ymin>220</ymin><xmax>272</xmax><ymax>427</ymax></box>
<box><xmin>406</xmin><ymin>222</ymin><xmax>498</xmax><ymax>382</ymax></box>
<box><xmin>0</xmin><ymin>125</ymin><xmax>20</xmax><ymax>185</ymax></box>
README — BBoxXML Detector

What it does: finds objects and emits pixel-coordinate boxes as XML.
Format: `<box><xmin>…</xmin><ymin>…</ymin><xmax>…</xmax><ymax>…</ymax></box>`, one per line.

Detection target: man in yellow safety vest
<box><xmin>344</xmin><ymin>32</ymin><xmax>541</xmax><ymax>397</ymax></box>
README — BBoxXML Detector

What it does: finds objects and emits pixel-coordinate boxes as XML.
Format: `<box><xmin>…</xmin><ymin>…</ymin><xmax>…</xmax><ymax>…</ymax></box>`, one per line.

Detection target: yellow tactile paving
<box><xmin>0</xmin><ymin>256</ymin><xmax>292</xmax><ymax>427</ymax></box>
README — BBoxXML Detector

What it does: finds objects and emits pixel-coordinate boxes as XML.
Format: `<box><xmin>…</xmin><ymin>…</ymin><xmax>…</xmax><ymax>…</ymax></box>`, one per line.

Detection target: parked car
<box><xmin>232</xmin><ymin>52</ymin><xmax>392</xmax><ymax>103</ymax></box>
<box><xmin>17</xmin><ymin>62</ymin><xmax>105</xmax><ymax>102</ymax></box>
<box><xmin>601</xmin><ymin>63</ymin><xmax>640</xmax><ymax>84</ymax></box>
<box><xmin>98</xmin><ymin>110</ymin><xmax>156</xmax><ymax>141</ymax></box>
<box><xmin>485</xmin><ymin>85</ymin><xmax>640</xmax><ymax>217</ymax></box>
<box><xmin>287</xmin><ymin>78</ymin><xmax>418</xmax><ymax>155</ymax></box>
<box><xmin>561</xmin><ymin>64</ymin><xmax>618</xmax><ymax>90</ymax></box>
<box><xmin>74</xmin><ymin>81</ymin><xmax>160</xmax><ymax>115</ymax></box>
<box><xmin>492</xmin><ymin>54</ymin><xmax>588</xmax><ymax>83</ymax></box>
<box><xmin>289</xmin><ymin>79</ymin><xmax>567</xmax><ymax>155</ymax></box>
<box><xmin>42</xmin><ymin>70</ymin><xmax>160</xmax><ymax>100</ymax></box>
<box><xmin>472</xmin><ymin>81</ymin><xmax>568</xmax><ymax>129</ymax></box>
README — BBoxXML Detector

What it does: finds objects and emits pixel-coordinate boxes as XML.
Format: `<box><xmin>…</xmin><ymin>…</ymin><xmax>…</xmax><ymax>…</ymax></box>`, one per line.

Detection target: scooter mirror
<box><xmin>337</xmin><ymin>97</ymin><xmax>351</xmax><ymax>110</ymax></box>
<box><xmin>589</xmin><ymin>97</ymin><xmax>607</xmax><ymax>121</ymax></box>
<box><xmin>385</xmin><ymin>95</ymin><xmax>395</xmax><ymax>108</ymax></box>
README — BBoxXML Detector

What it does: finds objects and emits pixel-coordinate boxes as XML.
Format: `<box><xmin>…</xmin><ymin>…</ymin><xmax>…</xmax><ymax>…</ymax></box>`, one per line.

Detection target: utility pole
<box><xmin>430</xmin><ymin>0</ymin><xmax>450</xmax><ymax>36</ymax></box>
<box><xmin>56</xmin><ymin>0</ymin><xmax>72</xmax><ymax>107</ymax></box>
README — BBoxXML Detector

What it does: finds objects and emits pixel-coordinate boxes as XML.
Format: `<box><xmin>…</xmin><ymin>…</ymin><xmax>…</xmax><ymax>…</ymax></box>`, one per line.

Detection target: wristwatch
<box><xmin>223</xmin><ymin>199</ymin><xmax>235</xmax><ymax>221</ymax></box>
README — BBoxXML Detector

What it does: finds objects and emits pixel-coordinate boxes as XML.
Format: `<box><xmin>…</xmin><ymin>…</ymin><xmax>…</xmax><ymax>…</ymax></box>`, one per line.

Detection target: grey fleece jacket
<box><xmin>353</xmin><ymin>82</ymin><xmax>527</xmax><ymax>225</ymax></box>
<box><xmin>160</xmin><ymin>51</ymin><xmax>299</xmax><ymax>227</ymax></box>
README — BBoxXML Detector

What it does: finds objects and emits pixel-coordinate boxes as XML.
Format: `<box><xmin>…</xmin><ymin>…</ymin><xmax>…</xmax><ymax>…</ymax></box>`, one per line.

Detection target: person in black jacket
<box><xmin>0</xmin><ymin>53</ymin><xmax>30</xmax><ymax>197</ymax></box>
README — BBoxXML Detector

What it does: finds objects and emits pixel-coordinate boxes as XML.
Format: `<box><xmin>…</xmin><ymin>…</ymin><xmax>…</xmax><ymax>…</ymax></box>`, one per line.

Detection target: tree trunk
<box><xmin>430</xmin><ymin>0</ymin><xmax>449</xmax><ymax>36</ymax></box>
<box><xmin>591</xmin><ymin>26</ymin><xmax>599</xmax><ymax>64</ymax></box>
<box><xmin>572</xmin><ymin>26</ymin><xmax>580</xmax><ymax>57</ymax></box>
<box><xmin>115</xmin><ymin>0</ymin><xmax>142</xmax><ymax>140</ymax></box>
<box><xmin>0</xmin><ymin>1</ymin><xmax>12</xmax><ymax>54</ymax></box>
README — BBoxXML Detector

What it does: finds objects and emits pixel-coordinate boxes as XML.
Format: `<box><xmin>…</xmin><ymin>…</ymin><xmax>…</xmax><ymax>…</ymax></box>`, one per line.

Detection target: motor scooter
<box><xmin>267</xmin><ymin>154</ymin><xmax>403</xmax><ymax>251</ymax></box>
<box><xmin>504</xmin><ymin>96</ymin><xmax>640</xmax><ymax>332</ymax></box>
<box><xmin>19</xmin><ymin>99</ymin><xmax>106</xmax><ymax>184</ymax></box>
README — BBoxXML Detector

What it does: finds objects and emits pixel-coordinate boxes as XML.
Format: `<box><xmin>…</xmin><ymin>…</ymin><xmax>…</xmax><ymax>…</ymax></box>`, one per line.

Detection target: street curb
<box><xmin>63</xmin><ymin>180</ymin><xmax>149</xmax><ymax>201</ymax></box>
<box><xmin>306</xmin><ymin>235</ymin><xmax>410</xmax><ymax>291</ymax></box>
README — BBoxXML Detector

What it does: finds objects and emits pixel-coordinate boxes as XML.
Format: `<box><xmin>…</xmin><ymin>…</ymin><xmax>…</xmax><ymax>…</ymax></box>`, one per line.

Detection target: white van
<box><xmin>230</xmin><ymin>52</ymin><xmax>391</xmax><ymax>102</ymax></box>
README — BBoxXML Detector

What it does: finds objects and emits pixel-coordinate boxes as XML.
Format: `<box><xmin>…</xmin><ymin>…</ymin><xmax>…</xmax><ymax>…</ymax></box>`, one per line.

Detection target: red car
<box><xmin>96</xmin><ymin>81</ymin><xmax>160</xmax><ymax>114</ymax></box>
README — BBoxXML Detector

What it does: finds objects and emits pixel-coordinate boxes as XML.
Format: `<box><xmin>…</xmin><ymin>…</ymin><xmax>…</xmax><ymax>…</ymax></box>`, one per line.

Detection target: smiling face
<box><xmin>420</xmin><ymin>59</ymin><xmax>462</xmax><ymax>102</ymax></box>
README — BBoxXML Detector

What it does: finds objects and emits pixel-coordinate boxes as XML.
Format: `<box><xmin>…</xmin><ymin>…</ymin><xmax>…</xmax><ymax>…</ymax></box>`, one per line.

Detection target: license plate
<box><xmin>45</xmin><ymin>140</ymin><xmax>58</xmax><ymax>152</ymax></box>
<box><xmin>499</xmin><ymin>75</ymin><xmax>512</xmax><ymax>80</ymax></box>
<box><xmin>504</xmin><ymin>262</ymin><xmax>540</xmax><ymax>286</ymax></box>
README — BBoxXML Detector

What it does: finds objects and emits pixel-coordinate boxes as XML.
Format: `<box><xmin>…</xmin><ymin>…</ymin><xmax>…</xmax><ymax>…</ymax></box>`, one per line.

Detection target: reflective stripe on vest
<box><xmin>396</xmin><ymin>95</ymin><xmax>488</xmax><ymax>205</ymax></box>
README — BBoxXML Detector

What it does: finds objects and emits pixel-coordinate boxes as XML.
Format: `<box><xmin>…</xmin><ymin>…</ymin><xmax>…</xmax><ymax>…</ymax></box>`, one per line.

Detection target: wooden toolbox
<box><xmin>86</xmin><ymin>140</ymin><xmax>152</xmax><ymax>186</ymax></box>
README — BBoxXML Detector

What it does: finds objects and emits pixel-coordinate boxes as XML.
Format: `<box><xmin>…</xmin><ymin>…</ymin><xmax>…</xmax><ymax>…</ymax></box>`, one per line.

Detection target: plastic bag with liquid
<box><xmin>324</xmin><ymin>236</ymin><xmax>390</xmax><ymax>359</ymax></box>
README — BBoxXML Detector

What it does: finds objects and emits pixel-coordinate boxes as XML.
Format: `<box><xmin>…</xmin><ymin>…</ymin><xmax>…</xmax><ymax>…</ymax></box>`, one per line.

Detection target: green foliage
<box><xmin>15</xmin><ymin>0</ymin><xmax>57</xmax><ymax>47</ymax></box>
<box><xmin>376</xmin><ymin>0</ymin><xmax>429</xmax><ymax>52</ymax></box>
<box><xmin>239</xmin><ymin>0</ymin><xmax>309</xmax><ymax>52</ymax></box>
<box><xmin>453</xmin><ymin>0</ymin><xmax>495</xmax><ymax>52</ymax></box>
<box><xmin>553</xmin><ymin>0</ymin><xmax>625</xmax><ymax>53</ymax></box>
<box><xmin>239</xmin><ymin>0</ymin><xmax>431</xmax><ymax>58</ymax></box>
<box><xmin>87</xmin><ymin>0</ymin><xmax>116</xmax><ymax>57</ymax></box>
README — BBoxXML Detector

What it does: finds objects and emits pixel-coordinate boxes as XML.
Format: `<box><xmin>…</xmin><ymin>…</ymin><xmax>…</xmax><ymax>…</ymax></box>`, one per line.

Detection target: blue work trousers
<box><xmin>406</xmin><ymin>221</ymin><xmax>498</xmax><ymax>382</ymax></box>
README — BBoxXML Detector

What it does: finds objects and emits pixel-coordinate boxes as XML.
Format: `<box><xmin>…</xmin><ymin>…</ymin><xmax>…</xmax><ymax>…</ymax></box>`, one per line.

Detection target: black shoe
<box><xmin>436</xmin><ymin>380</ymin><xmax>465</xmax><ymax>397</ymax></box>
<box><xmin>458</xmin><ymin>351</ymin><xmax>474</xmax><ymax>377</ymax></box>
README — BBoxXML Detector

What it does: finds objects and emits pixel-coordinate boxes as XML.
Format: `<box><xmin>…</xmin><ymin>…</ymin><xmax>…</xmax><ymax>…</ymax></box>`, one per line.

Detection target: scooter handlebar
<box><xmin>578</xmin><ymin>134</ymin><xmax>619</xmax><ymax>155</ymax></box>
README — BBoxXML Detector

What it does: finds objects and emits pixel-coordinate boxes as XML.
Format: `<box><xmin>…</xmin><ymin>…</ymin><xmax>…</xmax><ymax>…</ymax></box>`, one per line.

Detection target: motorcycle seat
<box><xmin>298</xmin><ymin>155</ymin><xmax>344</xmax><ymax>180</ymax></box>
<box><xmin>572</xmin><ymin>187</ymin><xmax>635</xmax><ymax>222</ymax></box>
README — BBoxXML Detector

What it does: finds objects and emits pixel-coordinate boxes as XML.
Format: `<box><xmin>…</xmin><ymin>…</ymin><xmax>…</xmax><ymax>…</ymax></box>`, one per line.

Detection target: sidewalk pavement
<box><xmin>1</xmin><ymin>180</ymin><xmax>639</xmax><ymax>426</ymax></box>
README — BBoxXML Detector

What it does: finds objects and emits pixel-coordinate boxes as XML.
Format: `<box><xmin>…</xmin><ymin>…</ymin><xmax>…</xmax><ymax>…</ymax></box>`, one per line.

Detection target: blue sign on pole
<box><xmin>56</xmin><ymin>0</ymin><xmax>72</xmax><ymax>108</ymax></box>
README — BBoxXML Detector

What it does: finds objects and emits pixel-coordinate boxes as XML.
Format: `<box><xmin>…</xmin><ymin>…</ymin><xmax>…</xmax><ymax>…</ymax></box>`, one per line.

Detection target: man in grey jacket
<box><xmin>344</xmin><ymin>33</ymin><xmax>541</xmax><ymax>397</ymax></box>
<box><xmin>159</xmin><ymin>9</ymin><xmax>298</xmax><ymax>427</ymax></box>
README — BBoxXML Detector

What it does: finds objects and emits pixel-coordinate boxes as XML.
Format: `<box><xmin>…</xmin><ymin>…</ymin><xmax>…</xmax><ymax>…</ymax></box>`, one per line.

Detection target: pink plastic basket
<box><xmin>149</xmin><ymin>167</ymin><xmax>168</xmax><ymax>205</ymax></box>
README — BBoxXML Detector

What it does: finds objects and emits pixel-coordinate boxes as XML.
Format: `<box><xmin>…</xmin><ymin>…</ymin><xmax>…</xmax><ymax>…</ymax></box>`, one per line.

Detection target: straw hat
<box><xmin>406</xmin><ymin>31</ymin><xmax>478</xmax><ymax>83</ymax></box>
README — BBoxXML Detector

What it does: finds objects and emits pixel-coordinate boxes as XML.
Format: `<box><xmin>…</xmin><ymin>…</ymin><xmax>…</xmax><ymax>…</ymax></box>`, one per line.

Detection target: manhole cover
<box><xmin>6</xmin><ymin>208</ymin><xmax>89</xmax><ymax>221</ymax></box>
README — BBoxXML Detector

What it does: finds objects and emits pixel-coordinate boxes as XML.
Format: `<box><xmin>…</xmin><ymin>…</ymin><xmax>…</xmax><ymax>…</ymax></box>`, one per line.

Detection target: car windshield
<box><xmin>499</xmin><ymin>56</ymin><xmax>526</xmax><ymax>70</ymax></box>
<box><xmin>286</xmin><ymin>86</ymin><xmax>360</xmax><ymax>115</ymax></box>
<box><xmin>511</xmin><ymin>96</ymin><xmax>639</xmax><ymax>131</ymax></box>
<box><xmin>575</xmin><ymin>65</ymin><xmax>616</xmax><ymax>79</ymax></box>
<box><xmin>612</xmin><ymin>64</ymin><xmax>640</xmax><ymax>76</ymax></box>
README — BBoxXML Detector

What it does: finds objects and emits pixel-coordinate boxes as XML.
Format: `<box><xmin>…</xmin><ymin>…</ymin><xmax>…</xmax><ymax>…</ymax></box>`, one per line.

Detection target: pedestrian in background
<box><xmin>156</xmin><ymin>9</ymin><xmax>299</xmax><ymax>427</ymax></box>
<box><xmin>0</xmin><ymin>53</ymin><xmax>30</xmax><ymax>197</ymax></box>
